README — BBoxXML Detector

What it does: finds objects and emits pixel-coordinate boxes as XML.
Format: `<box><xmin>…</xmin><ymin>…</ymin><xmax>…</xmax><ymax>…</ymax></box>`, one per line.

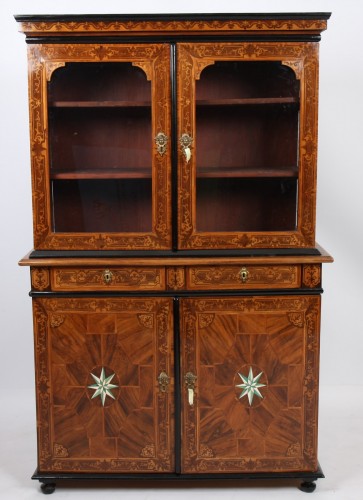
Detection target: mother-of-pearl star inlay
<box><xmin>88</xmin><ymin>367</ymin><xmax>118</xmax><ymax>406</ymax></box>
<box><xmin>235</xmin><ymin>367</ymin><xmax>266</xmax><ymax>406</ymax></box>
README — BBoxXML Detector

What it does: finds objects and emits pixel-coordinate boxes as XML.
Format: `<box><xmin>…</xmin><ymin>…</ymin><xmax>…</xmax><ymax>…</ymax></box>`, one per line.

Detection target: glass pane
<box><xmin>48</xmin><ymin>62</ymin><xmax>152</xmax><ymax>233</ymax></box>
<box><xmin>195</xmin><ymin>61</ymin><xmax>299</xmax><ymax>232</ymax></box>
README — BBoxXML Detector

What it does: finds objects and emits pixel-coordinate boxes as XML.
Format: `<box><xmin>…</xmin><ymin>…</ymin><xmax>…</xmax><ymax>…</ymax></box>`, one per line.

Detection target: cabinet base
<box><xmin>33</xmin><ymin>465</ymin><xmax>324</xmax><ymax>494</ymax></box>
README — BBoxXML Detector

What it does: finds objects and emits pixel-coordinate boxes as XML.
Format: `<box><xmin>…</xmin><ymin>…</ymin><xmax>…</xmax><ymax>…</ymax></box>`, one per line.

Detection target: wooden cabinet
<box><xmin>17</xmin><ymin>13</ymin><xmax>332</xmax><ymax>494</ymax></box>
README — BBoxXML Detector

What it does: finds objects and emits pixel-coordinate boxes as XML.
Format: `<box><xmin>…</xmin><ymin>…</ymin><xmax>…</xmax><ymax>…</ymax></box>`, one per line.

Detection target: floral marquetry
<box><xmin>17</xmin><ymin>17</ymin><xmax>328</xmax><ymax>37</ymax></box>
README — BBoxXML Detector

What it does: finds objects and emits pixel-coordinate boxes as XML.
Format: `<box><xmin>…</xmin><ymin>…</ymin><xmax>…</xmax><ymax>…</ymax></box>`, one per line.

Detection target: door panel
<box><xmin>33</xmin><ymin>297</ymin><xmax>174</xmax><ymax>472</ymax></box>
<box><xmin>28</xmin><ymin>43</ymin><xmax>172</xmax><ymax>250</ymax></box>
<box><xmin>177</xmin><ymin>42</ymin><xmax>319</xmax><ymax>249</ymax></box>
<box><xmin>180</xmin><ymin>296</ymin><xmax>320</xmax><ymax>473</ymax></box>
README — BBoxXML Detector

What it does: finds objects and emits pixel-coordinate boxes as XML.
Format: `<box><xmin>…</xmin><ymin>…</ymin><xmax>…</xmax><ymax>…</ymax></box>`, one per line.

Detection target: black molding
<box><xmin>173</xmin><ymin>298</ymin><xmax>181</xmax><ymax>474</ymax></box>
<box><xmin>23</xmin><ymin>35</ymin><xmax>323</xmax><ymax>44</ymax></box>
<box><xmin>15</xmin><ymin>13</ymin><xmax>332</xmax><ymax>23</ymax></box>
<box><xmin>29</xmin><ymin>289</ymin><xmax>323</xmax><ymax>299</ymax></box>
<box><xmin>32</xmin><ymin>463</ymin><xmax>324</xmax><ymax>481</ymax></box>
<box><xmin>171</xmin><ymin>43</ymin><xmax>178</xmax><ymax>252</ymax></box>
<box><xmin>28</xmin><ymin>247</ymin><xmax>321</xmax><ymax>259</ymax></box>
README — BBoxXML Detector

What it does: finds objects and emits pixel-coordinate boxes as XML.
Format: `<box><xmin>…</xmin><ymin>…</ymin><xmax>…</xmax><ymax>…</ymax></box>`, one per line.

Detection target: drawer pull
<box><xmin>240</xmin><ymin>267</ymin><xmax>249</xmax><ymax>283</ymax></box>
<box><xmin>185</xmin><ymin>372</ymin><xmax>197</xmax><ymax>406</ymax></box>
<box><xmin>103</xmin><ymin>269</ymin><xmax>114</xmax><ymax>284</ymax></box>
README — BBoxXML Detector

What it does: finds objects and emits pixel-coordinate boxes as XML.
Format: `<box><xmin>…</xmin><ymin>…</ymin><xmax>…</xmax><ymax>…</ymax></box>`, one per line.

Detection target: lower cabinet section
<box><xmin>33</xmin><ymin>294</ymin><xmax>320</xmax><ymax>475</ymax></box>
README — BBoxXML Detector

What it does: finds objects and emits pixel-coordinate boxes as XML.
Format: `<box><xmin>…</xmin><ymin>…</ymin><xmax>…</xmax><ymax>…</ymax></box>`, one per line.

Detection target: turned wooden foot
<box><xmin>40</xmin><ymin>482</ymin><xmax>56</xmax><ymax>494</ymax></box>
<box><xmin>299</xmin><ymin>480</ymin><xmax>317</xmax><ymax>493</ymax></box>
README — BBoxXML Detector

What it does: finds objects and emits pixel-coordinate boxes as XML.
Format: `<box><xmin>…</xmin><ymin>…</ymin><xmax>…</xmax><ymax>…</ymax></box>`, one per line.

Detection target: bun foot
<box><xmin>41</xmin><ymin>482</ymin><xmax>56</xmax><ymax>494</ymax></box>
<box><xmin>299</xmin><ymin>480</ymin><xmax>316</xmax><ymax>493</ymax></box>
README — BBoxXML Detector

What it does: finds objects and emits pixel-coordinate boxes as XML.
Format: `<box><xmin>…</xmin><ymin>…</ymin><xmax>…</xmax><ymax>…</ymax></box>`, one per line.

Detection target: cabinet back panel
<box><xmin>49</xmin><ymin>107</ymin><xmax>152</xmax><ymax>172</ymax></box>
<box><xmin>197</xmin><ymin>61</ymin><xmax>300</xmax><ymax>100</ymax></box>
<box><xmin>196</xmin><ymin>106</ymin><xmax>298</xmax><ymax>170</ymax></box>
<box><xmin>196</xmin><ymin>178</ymin><xmax>297</xmax><ymax>232</ymax></box>
<box><xmin>48</xmin><ymin>62</ymin><xmax>151</xmax><ymax>102</ymax></box>
<box><xmin>52</xmin><ymin>179</ymin><xmax>152</xmax><ymax>233</ymax></box>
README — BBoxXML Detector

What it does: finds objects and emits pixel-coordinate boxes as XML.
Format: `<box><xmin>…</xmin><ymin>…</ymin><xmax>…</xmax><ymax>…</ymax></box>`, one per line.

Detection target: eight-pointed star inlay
<box><xmin>235</xmin><ymin>367</ymin><xmax>266</xmax><ymax>406</ymax></box>
<box><xmin>88</xmin><ymin>367</ymin><xmax>118</xmax><ymax>406</ymax></box>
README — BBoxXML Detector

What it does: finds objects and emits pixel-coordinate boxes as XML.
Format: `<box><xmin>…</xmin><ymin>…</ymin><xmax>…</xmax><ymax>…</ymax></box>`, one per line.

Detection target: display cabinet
<box><xmin>16</xmin><ymin>13</ymin><xmax>332</xmax><ymax>494</ymax></box>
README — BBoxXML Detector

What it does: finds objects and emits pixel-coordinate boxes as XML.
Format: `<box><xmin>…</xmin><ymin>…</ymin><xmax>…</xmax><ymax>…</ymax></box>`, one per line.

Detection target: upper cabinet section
<box><xmin>16</xmin><ymin>14</ymin><xmax>330</xmax><ymax>251</ymax></box>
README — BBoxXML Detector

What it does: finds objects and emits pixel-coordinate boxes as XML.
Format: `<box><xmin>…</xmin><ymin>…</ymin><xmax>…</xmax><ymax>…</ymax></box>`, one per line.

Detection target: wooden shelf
<box><xmin>51</xmin><ymin>168</ymin><xmax>152</xmax><ymax>180</ymax></box>
<box><xmin>197</xmin><ymin>166</ymin><xmax>298</xmax><ymax>178</ymax></box>
<box><xmin>196</xmin><ymin>97</ymin><xmax>298</xmax><ymax>107</ymax></box>
<box><xmin>50</xmin><ymin>97</ymin><xmax>298</xmax><ymax>108</ymax></box>
<box><xmin>49</xmin><ymin>100</ymin><xmax>151</xmax><ymax>108</ymax></box>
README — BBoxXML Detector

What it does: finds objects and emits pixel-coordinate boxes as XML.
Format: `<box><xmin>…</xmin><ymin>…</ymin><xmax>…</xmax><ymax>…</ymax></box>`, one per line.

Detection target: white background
<box><xmin>0</xmin><ymin>0</ymin><xmax>362</xmax><ymax>499</ymax></box>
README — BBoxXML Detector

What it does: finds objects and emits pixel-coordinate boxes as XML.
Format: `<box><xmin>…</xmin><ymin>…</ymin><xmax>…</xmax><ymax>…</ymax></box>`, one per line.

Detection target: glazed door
<box><xmin>28</xmin><ymin>44</ymin><xmax>171</xmax><ymax>250</ymax></box>
<box><xmin>177</xmin><ymin>42</ymin><xmax>319</xmax><ymax>249</ymax></box>
<box><xmin>33</xmin><ymin>297</ymin><xmax>174</xmax><ymax>472</ymax></box>
<box><xmin>180</xmin><ymin>296</ymin><xmax>321</xmax><ymax>473</ymax></box>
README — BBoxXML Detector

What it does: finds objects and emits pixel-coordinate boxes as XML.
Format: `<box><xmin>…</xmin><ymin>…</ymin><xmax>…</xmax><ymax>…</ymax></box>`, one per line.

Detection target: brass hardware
<box><xmin>180</xmin><ymin>133</ymin><xmax>193</xmax><ymax>163</ymax></box>
<box><xmin>155</xmin><ymin>132</ymin><xmax>168</xmax><ymax>156</ymax></box>
<box><xmin>185</xmin><ymin>371</ymin><xmax>197</xmax><ymax>406</ymax></box>
<box><xmin>103</xmin><ymin>269</ymin><xmax>114</xmax><ymax>284</ymax></box>
<box><xmin>158</xmin><ymin>371</ymin><xmax>170</xmax><ymax>392</ymax></box>
<box><xmin>240</xmin><ymin>267</ymin><xmax>249</xmax><ymax>283</ymax></box>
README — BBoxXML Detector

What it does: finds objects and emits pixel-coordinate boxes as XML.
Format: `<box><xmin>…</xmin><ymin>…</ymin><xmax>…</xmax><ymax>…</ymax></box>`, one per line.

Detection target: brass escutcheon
<box><xmin>240</xmin><ymin>267</ymin><xmax>249</xmax><ymax>283</ymax></box>
<box><xmin>158</xmin><ymin>371</ymin><xmax>170</xmax><ymax>392</ymax></box>
<box><xmin>103</xmin><ymin>269</ymin><xmax>114</xmax><ymax>284</ymax></box>
<box><xmin>155</xmin><ymin>132</ymin><xmax>168</xmax><ymax>156</ymax></box>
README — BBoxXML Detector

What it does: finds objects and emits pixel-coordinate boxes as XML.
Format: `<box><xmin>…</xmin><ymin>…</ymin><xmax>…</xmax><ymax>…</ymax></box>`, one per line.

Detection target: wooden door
<box><xmin>180</xmin><ymin>296</ymin><xmax>321</xmax><ymax>473</ymax></box>
<box><xmin>177</xmin><ymin>42</ymin><xmax>319</xmax><ymax>249</ymax></box>
<box><xmin>28</xmin><ymin>43</ymin><xmax>171</xmax><ymax>250</ymax></box>
<box><xmin>33</xmin><ymin>297</ymin><xmax>174</xmax><ymax>472</ymax></box>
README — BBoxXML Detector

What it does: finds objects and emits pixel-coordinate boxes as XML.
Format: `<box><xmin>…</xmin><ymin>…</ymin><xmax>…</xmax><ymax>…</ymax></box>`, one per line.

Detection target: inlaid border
<box><xmin>17</xmin><ymin>16</ymin><xmax>328</xmax><ymax>37</ymax></box>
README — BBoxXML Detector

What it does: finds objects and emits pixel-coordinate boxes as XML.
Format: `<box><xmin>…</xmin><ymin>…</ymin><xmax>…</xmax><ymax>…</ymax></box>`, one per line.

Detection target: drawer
<box><xmin>51</xmin><ymin>267</ymin><xmax>166</xmax><ymax>291</ymax></box>
<box><xmin>187</xmin><ymin>265</ymin><xmax>301</xmax><ymax>290</ymax></box>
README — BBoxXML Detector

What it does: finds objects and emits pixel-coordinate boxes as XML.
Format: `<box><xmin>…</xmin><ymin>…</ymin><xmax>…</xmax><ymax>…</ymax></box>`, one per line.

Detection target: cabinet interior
<box><xmin>48</xmin><ymin>62</ymin><xmax>152</xmax><ymax>233</ymax></box>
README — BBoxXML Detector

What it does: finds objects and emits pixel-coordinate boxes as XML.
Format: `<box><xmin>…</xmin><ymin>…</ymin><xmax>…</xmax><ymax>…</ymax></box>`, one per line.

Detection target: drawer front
<box><xmin>51</xmin><ymin>267</ymin><xmax>166</xmax><ymax>291</ymax></box>
<box><xmin>187</xmin><ymin>265</ymin><xmax>301</xmax><ymax>290</ymax></box>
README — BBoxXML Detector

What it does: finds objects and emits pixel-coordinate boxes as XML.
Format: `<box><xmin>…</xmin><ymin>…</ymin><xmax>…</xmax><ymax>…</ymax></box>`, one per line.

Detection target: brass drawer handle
<box><xmin>103</xmin><ymin>269</ymin><xmax>114</xmax><ymax>284</ymax></box>
<box><xmin>240</xmin><ymin>267</ymin><xmax>249</xmax><ymax>283</ymax></box>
